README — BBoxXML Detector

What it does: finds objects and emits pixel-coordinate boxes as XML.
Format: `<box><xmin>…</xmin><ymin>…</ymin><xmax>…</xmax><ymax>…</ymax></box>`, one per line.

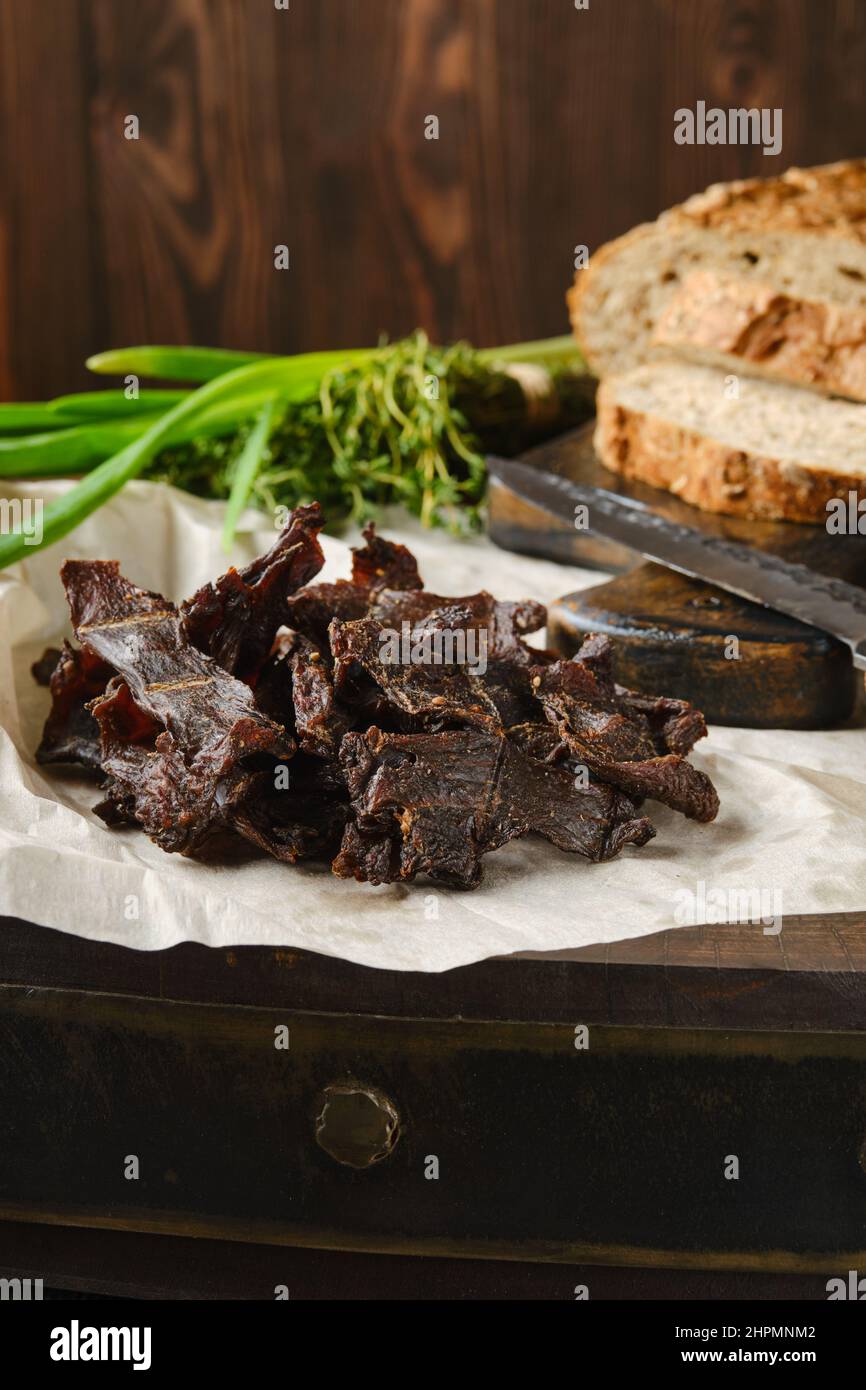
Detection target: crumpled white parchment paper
<box><xmin>2</xmin><ymin>479</ymin><xmax>865</xmax><ymax>971</ymax></box>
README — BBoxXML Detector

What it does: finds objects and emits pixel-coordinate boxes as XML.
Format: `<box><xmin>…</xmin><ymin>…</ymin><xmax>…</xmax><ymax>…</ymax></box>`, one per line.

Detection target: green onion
<box><xmin>0</xmin><ymin>399</ymin><xmax>267</xmax><ymax>478</ymax></box>
<box><xmin>478</xmin><ymin>334</ymin><xmax>579</xmax><ymax>366</ymax></box>
<box><xmin>49</xmin><ymin>389</ymin><xmax>188</xmax><ymax>420</ymax></box>
<box><xmin>0</xmin><ymin>423</ymin><xmax>141</xmax><ymax>477</ymax></box>
<box><xmin>86</xmin><ymin>345</ymin><xmax>273</xmax><ymax>383</ymax></box>
<box><xmin>0</xmin><ymin>349</ymin><xmax>371</xmax><ymax>569</ymax></box>
<box><xmin>0</xmin><ymin>404</ymin><xmax>73</xmax><ymax>433</ymax></box>
<box><xmin>221</xmin><ymin>397</ymin><xmax>276</xmax><ymax>551</ymax></box>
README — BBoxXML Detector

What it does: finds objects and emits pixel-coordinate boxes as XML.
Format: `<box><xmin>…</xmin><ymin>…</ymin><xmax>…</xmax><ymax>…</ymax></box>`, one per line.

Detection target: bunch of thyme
<box><xmin>149</xmin><ymin>332</ymin><xmax>591</xmax><ymax>535</ymax></box>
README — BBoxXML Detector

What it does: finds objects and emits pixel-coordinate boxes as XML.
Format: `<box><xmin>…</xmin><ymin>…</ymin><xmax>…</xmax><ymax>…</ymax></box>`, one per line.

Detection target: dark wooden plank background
<box><xmin>1</xmin><ymin>0</ymin><xmax>864</xmax><ymax>400</ymax></box>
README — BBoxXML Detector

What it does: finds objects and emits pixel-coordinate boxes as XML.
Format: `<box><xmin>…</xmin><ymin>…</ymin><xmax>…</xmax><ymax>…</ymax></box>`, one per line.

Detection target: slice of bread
<box><xmin>654</xmin><ymin>269</ymin><xmax>866</xmax><ymax>403</ymax></box>
<box><xmin>569</xmin><ymin>160</ymin><xmax>866</xmax><ymax>378</ymax></box>
<box><xmin>594</xmin><ymin>360</ymin><xmax>866</xmax><ymax>523</ymax></box>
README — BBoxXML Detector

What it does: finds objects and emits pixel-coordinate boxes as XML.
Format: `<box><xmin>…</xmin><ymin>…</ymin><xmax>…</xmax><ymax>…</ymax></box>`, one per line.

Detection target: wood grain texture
<box><xmin>4</xmin><ymin>980</ymin><xmax>866</xmax><ymax>1266</ymax></box>
<box><xmin>549</xmin><ymin>562</ymin><xmax>858</xmax><ymax>729</ymax></box>
<box><xmin>4</xmin><ymin>913</ymin><xmax>866</xmax><ymax>1032</ymax></box>
<box><xmin>0</xmin><ymin>0</ymin><xmax>94</xmax><ymax>399</ymax></box>
<box><xmin>0</xmin><ymin>0</ymin><xmax>865</xmax><ymax>398</ymax></box>
<box><xmin>0</xmin><ymin>1217</ymin><xmax>840</xmax><ymax>1299</ymax></box>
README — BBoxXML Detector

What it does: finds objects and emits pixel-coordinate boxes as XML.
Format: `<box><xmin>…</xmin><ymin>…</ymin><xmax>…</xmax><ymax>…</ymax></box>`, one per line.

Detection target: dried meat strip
<box><xmin>34</xmin><ymin>506</ymin><xmax>324</xmax><ymax>769</ymax></box>
<box><xmin>370</xmin><ymin>588</ymin><xmax>545</xmax><ymax>656</ymax></box>
<box><xmin>350</xmin><ymin>521</ymin><xmax>423</xmax><ymax>592</ymax></box>
<box><xmin>34</xmin><ymin>641</ymin><xmax>113</xmax><ymax>772</ymax></box>
<box><xmin>253</xmin><ymin>627</ymin><xmax>354</xmax><ymax>756</ymax></box>
<box><xmin>62</xmin><ymin>559</ymin><xmax>294</xmax><ymax>857</ymax></box>
<box><xmin>286</xmin><ymin>631</ymin><xmax>353</xmax><ymax>757</ymax></box>
<box><xmin>233</xmin><ymin>755</ymin><xmax>349</xmax><ymax>864</ymax></box>
<box><xmin>370</xmin><ymin>588</ymin><xmax>550</xmax><ymax>726</ymax></box>
<box><xmin>612</xmin><ymin>688</ymin><xmax>708</xmax><ymax>758</ymax></box>
<box><xmin>31</xmin><ymin>647</ymin><xmax>62</xmax><ymax>687</ymax></box>
<box><xmin>330</xmin><ymin>587</ymin><xmax>554</xmax><ymax>732</ymax></box>
<box><xmin>91</xmin><ymin>676</ymin><xmax>248</xmax><ymax>855</ymax></box>
<box><xmin>330</xmin><ymin>606</ymin><xmax>501</xmax><ymax>730</ymax></box>
<box><xmin>284</xmin><ymin>522</ymin><xmax>424</xmax><ymax>650</ymax></box>
<box><xmin>284</xmin><ymin>582</ymin><xmax>370</xmax><ymax>652</ymax></box>
<box><xmin>531</xmin><ymin>637</ymin><xmax>719</xmax><ymax>823</ymax></box>
<box><xmin>571</xmin><ymin>632</ymin><xmax>707</xmax><ymax>757</ymax></box>
<box><xmin>250</xmin><ymin>630</ymin><xmax>295</xmax><ymax>723</ymax></box>
<box><xmin>182</xmin><ymin>502</ymin><xmax>325</xmax><ymax>682</ymax></box>
<box><xmin>333</xmin><ymin>724</ymin><xmax>654</xmax><ymax>889</ymax></box>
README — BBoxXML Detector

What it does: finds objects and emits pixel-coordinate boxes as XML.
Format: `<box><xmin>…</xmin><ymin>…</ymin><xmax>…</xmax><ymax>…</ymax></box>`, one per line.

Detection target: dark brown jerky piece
<box><xmin>31</xmin><ymin>647</ymin><xmax>62</xmax><ymax>687</ymax></box>
<box><xmin>497</xmin><ymin>734</ymin><xmax>652</xmax><ymax>861</ymax></box>
<box><xmin>91</xmin><ymin>677</ymin><xmax>211</xmax><ymax>844</ymax></box>
<box><xmin>333</xmin><ymin>725</ymin><xmax>654</xmax><ymax>889</ymax></box>
<box><xmin>613</xmin><ymin>687</ymin><xmax>708</xmax><ymax>758</ymax></box>
<box><xmin>507</xmin><ymin>721</ymin><xmax>650</xmax><ymax>826</ymax></box>
<box><xmin>34</xmin><ymin>641</ymin><xmax>113</xmax><ymax>772</ymax></box>
<box><xmin>182</xmin><ymin>502</ymin><xmax>325</xmax><ymax>682</ymax></box>
<box><xmin>95</xmin><ymin>695</ymin><xmax>345</xmax><ymax>864</ymax></box>
<box><xmin>283</xmin><ymin>582</ymin><xmax>370</xmax><ymax>651</ymax></box>
<box><xmin>531</xmin><ymin>649</ymin><xmax>719</xmax><ymax>823</ymax></box>
<box><xmin>506</xmin><ymin>720</ymin><xmax>569</xmax><ymax>764</ymax></box>
<box><xmin>250</xmin><ymin>630</ymin><xmax>295</xmax><ymax>724</ymax></box>
<box><xmin>330</xmin><ymin>607</ymin><xmax>501</xmax><ymax>730</ymax></box>
<box><xmin>37</xmin><ymin>506</ymin><xmax>323</xmax><ymax>770</ymax></box>
<box><xmin>283</xmin><ymin>522</ymin><xmax>424</xmax><ymax>650</ymax></box>
<box><xmin>370</xmin><ymin>588</ymin><xmax>545</xmax><ymax>656</ymax></box>
<box><xmin>233</xmin><ymin>754</ymin><xmax>349</xmax><ymax>864</ymax></box>
<box><xmin>350</xmin><ymin>521</ymin><xmax>423</xmax><ymax>592</ymax></box>
<box><xmin>62</xmin><ymin>560</ymin><xmax>293</xmax><ymax>857</ymax></box>
<box><xmin>92</xmin><ymin>690</ymin><xmax>267</xmax><ymax>859</ymax></box>
<box><xmin>288</xmin><ymin>632</ymin><xmax>353</xmax><ymax>757</ymax></box>
<box><xmin>570</xmin><ymin>631</ymin><xmax>614</xmax><ymax>683</ymax></box>
<box><xmin>334</xmin><ymin>727</ymin><xmax>512</xmax><ymax>888</ymax></box>
<box><xmin>371</xmin><ymin>588</ymin><xmax>549</xmax><ymax>726</ymax></box>
<box><xmin>253</xmin><ymin>628</ymin><xmax>353</xmax><ymax>755</ymax></box>
<box><xmin>335</xmin><ymin>821</ymin><xmax>398</xmax><ymax>886</ymax></box>
<box><xmin>89</xmin><ymin>697</ymin><xmax>287</xmax><ymax>857</ymax></box>
<box><xmin>571</xmin><ymin>633</ymin><xmax>708</xmax><ymax>757</ymax></box>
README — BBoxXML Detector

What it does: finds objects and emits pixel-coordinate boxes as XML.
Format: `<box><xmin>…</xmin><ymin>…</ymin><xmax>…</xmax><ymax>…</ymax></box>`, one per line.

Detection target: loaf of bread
<box><xmin>594</xmin><ymin>360</ymin><xmax>866</xmax><ymax>523</ymax></box>
<box><xmin>569</xmin><ymin>160</ymin><xmax>866</xmax><ymax>380</ymax></box>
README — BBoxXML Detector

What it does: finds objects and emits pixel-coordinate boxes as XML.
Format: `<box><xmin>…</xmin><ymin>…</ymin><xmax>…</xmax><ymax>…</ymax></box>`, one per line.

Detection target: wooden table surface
<box><xmin>3</xmin><ymin>909</ymin><xmax>866</xmax><ymax>1299</ymax></box>
<box><xmin>3</xmin><ymin>909</ymin><xmax>866</xmax><ymax>1032</ymax></box>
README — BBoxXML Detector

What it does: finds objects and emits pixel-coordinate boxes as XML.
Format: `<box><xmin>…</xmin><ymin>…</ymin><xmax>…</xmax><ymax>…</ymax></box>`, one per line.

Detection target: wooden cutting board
<box><xmin>488</xmin><ymin>423</ymin><xmax>866</xmax><ymax>728</ymax></box>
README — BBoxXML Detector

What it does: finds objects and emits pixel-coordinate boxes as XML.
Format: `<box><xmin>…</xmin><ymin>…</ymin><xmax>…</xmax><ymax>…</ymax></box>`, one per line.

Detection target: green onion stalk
<box><xmin>0</xmin><ymin>332</ymin><xmax>593</xmax><ymax>569</ymax></box>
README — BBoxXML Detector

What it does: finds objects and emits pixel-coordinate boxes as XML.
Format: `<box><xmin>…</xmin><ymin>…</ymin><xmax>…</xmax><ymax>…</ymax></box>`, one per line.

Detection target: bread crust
<box><xmin>673</xmin><ymin>159</ymin><xmax>866</xmax><ymax>236</ymax></box>
<box><xmin>567</xmin><ymin>220</ymin><xmax>655</xmax><ymax>372</ymax></box>
<box><xmin>569</xmin><ymin>159</ymin><xmax>866</xmax><ymax>376</ymax></box>
<box><xmin>594</xmin><ymin>376</ymin><xmax>866</xmax><ymax>525</ymax></box>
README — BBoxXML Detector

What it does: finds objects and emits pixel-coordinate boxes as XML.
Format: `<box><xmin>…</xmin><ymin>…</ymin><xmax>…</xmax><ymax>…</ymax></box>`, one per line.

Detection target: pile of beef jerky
<box><xmin>32</xmin><ymin>503</ymin><xmax>719</xmax><ymax>890</ymax></box>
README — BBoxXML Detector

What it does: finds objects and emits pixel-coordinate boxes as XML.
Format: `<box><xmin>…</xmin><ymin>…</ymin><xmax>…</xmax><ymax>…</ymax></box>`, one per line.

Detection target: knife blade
<box><xmin>488</xmin><ymin>455</ymin><xmax>866</xmax><ymax>672</ymax></box>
